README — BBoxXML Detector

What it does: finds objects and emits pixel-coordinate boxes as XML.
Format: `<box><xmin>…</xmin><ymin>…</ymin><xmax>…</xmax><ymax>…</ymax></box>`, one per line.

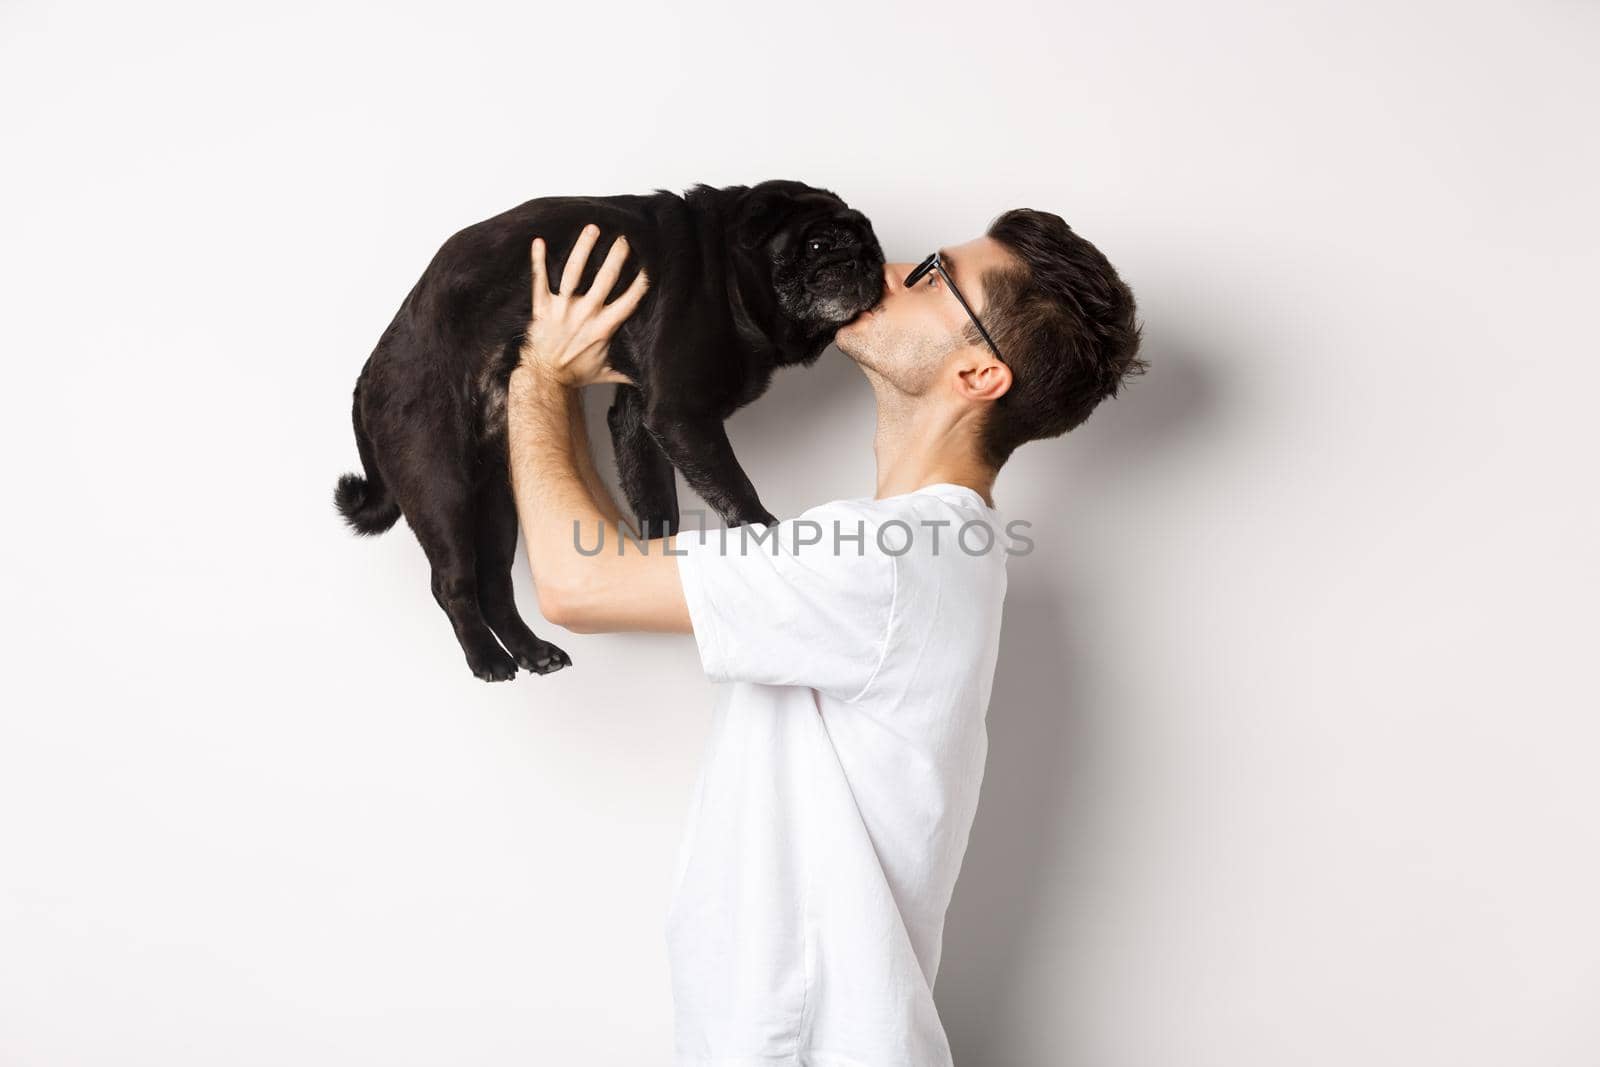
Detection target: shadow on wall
<box><xmin>1071</xmin><ymin>342</ymin><xmax>1220</xmax><ymax>463</ymax></box>
<box><xmin>937</xmin><ymin>585</ymin><xmax>1086</xmax><ymax>1062</ymax></box>
<box><xmin>933</xmin><ymin>343</ymin><xmax>1221</xmax><ymax>1063</ymax></box>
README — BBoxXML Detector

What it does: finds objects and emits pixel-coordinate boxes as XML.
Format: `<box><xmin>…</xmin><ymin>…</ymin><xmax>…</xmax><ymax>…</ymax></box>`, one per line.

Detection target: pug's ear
<box><xmin>733</xmin><ymin>184</ymin><xmax>794</xmax><ymax>251</ymax></box>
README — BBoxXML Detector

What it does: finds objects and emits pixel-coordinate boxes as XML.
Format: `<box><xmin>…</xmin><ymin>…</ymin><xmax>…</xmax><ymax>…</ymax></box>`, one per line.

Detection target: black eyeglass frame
<box><xmin>904</xmin><ymin>251</ymin><xmax>1007</xmax><ymax>365</ymax></box>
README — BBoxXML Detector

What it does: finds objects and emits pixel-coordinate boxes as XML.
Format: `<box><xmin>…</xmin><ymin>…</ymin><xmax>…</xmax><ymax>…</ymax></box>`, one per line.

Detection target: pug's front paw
<box><xmin>729</xmin><ymin>508</ymin><xmax>777</xmax><ymax>528</ymax></box>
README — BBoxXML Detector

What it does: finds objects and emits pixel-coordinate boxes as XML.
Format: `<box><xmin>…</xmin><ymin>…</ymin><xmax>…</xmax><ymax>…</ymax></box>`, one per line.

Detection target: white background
<box><xmin>3</xmin><ymin>1</ymin><xmax>1596</xmax><ymax>1064</ymax></box>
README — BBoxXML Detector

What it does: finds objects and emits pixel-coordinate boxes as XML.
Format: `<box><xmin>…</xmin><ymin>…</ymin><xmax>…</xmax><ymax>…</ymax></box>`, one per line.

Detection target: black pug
<box><xmin>335</xmin><ymin>179</ymin><xmax>886</xmax><ymax>682</ymax></box>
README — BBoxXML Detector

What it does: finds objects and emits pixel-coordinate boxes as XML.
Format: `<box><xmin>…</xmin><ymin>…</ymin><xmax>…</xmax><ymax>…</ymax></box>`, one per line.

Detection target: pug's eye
<box><xmin>806</xmin><ymin>238</ymin><xmax>827</xmax><ymax>254</ymax></box>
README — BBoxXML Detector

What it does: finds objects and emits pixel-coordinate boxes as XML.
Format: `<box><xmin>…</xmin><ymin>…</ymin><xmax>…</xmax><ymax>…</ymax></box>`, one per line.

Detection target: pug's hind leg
<box><xmin>645</xmin><ymin>407</ymin><xmax>777</xmax><ymax>529</ymax></box>
<box><xmin>407</xmin><ymin>479</ymin><xmax>518</xmax><ymax>683</ymax></box>
<box><xmin>608</xmin><ymin>385</ymin><xmax>681</xmax><ymax>538</ymax></box>
<box><xmin>474</xmin><ymin>476</ymin><xmax>571</xmax><ymax>676</ymax></box>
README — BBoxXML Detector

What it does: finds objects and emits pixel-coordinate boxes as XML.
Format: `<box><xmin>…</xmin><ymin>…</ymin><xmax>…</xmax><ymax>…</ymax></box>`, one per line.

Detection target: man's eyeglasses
<box><xmin>904</xmin><ymin>251</ymin><xmax>1006</xmax><ymax>365</ymax></box>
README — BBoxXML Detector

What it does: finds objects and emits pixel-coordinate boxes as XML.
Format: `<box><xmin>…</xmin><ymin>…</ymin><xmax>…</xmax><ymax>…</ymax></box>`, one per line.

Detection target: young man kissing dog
<box><xmin>509</xmin><ymin>215</ymin><xmax>1141</xmax><ymax>1066</ymax></box>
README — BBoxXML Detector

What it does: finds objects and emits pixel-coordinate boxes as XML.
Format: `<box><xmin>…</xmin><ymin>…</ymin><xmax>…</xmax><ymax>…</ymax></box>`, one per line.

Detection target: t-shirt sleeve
<box><xmin>673</xmin><ymin>498</ymin><xmax>897</xmax><ymax>702</ymax></box>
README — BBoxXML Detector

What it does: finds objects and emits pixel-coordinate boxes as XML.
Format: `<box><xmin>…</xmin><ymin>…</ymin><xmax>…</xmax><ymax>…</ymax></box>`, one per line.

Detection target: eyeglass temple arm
<box><xmin>938</xmin><ymin>262</ymin><xmax>1006</xmax><ymax>362</ymax></box>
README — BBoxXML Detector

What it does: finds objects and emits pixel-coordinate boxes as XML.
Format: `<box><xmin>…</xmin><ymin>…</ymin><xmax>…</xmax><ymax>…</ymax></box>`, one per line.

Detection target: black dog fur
<box><xmin>335</xmin><ymin>180</ymin><xmax>885</xmax><ymax>682</ymax></box>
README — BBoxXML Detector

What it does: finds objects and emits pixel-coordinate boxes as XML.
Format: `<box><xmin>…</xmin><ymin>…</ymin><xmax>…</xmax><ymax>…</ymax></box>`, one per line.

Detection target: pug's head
<box><xmin>731</xmin><ymin>180</ymin><xmax>886</xmax><ymax>338</ymax></box>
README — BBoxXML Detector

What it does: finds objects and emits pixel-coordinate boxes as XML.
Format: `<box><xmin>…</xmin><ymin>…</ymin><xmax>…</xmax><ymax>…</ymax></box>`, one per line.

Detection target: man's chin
<box><xmin>835</xmin><ymin>303</ymin><xmax>878</xmax><ymax>342</ymax></box>
<box><xmin>833</xmin><ymin>329</ymin><xmax>873</xmax><ymax>370</ymax></box>
<box><xmin>833</xmin><ymin>316</ymin><xmax>865</xmax><ymax>352</ymax></box>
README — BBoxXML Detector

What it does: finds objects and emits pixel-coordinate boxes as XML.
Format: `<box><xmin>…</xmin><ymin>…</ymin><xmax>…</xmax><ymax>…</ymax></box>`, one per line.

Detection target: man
<box><xmin>507</xmin><ymin>209</ymin><xmax>1143</xmax><ymax>1066</ymax></box>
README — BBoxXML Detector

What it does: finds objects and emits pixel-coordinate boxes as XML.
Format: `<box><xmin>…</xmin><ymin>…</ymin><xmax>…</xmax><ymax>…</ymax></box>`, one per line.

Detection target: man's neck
<box><xmin>869</xmin><ymin>383</ymin><xmax>997</xmax><ymax>509</ymax></box>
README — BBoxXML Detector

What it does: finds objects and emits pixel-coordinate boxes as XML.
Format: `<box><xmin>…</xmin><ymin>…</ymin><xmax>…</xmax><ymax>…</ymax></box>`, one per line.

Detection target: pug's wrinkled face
<box><xmin>745</xmin><ymin>184</ymin><xmax>886</xmax><ymax>334</ymax></box>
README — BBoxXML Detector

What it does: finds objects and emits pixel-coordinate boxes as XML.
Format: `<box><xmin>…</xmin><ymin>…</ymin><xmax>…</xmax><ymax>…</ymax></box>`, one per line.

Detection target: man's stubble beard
<box><xmin>837</xmin><ymin>315</ymin><xmax>955</xmax><ymax>398</ymax></box>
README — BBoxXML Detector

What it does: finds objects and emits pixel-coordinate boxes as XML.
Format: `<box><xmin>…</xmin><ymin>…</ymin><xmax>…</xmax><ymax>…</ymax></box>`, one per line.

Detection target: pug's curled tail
<box><xmin>334</xmin><ymin>387</ymin><xmax>401</xmax><ymax>536</ymax></box>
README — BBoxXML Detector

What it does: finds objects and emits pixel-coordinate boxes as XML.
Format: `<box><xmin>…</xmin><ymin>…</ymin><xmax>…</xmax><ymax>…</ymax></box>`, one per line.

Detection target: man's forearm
<box><xmin>567</xmin><ymin>386</ymin><xmax>634</xmax><ymax>533</ymax></box>
<box><xmin>509</xmin><ymin>366</ymin><xmax>622</xmax><ymax>588</ymax></box>
<box><xmin>508</xmin><ymin>366</ymin><xmax>685</xmax><ymax>631</ymax></box>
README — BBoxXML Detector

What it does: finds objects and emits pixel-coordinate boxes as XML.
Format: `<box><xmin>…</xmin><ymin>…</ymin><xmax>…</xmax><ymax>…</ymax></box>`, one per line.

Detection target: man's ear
<box><xmin>957</xmin><ymin>358</ymin><xmax>1012</xmax><ymax>403</ymax></box>
<box><xmin>734</xmin><ymin>183</ymin><xmax>792</xmax><ymax>251</ymax></box>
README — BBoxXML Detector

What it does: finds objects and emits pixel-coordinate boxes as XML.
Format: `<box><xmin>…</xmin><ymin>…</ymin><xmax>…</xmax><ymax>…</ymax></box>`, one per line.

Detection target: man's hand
<box><xmin>518</xmin><ymin>223</ymin><xmax>649</xmax><ymax>388</ymax></box>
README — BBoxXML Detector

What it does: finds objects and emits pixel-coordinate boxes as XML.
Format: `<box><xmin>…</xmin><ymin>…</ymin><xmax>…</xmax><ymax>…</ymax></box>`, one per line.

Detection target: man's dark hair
<box><xmin>964</xmin><ymin>209</ymin><xmax>1145</xmax><ymax>470</ymax></box>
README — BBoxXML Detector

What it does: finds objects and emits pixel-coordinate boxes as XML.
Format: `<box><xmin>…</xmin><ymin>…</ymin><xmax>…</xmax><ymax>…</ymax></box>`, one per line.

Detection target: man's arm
<box><xmin>566</xmin><ymin>386</ymin><xmax>633</xmax><ymax>534</ymax></box>
<box><xmin>506</xmin><ymin>365</ymin><xmax>691</xmax><ymax>635</ymax></box>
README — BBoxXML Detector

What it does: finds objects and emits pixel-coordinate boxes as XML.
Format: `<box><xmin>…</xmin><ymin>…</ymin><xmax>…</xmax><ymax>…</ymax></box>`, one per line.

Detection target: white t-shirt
<box><xmin>667</xmin><ymin>482</ymin><xmax>1011</xmax><ymax>1067</ymax></box>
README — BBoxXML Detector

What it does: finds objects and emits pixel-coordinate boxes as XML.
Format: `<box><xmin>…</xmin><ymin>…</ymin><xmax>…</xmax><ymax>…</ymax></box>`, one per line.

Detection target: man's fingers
<box><xmin>598</xmin><ymin>268</ymin><xmax>650</xmax><ymax>333</ymax></box>
<box><xmin>530</xmin><ymin>237</ymin><xmax>549</xmax><ymax>308</ymax></box>
<box><xmin>583</xmin><ymin>234</ymin><xmax>631</xmax><ymax>309</ymax></box>
<box><xmin>559</xmin><ymin>223</ymin><xmax>601</xmax><ymax>296</ymax></box>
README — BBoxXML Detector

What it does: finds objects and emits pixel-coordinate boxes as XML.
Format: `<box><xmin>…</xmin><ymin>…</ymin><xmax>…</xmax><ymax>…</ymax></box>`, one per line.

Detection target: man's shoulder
<box><xmin>826</xmin><ymin>487</ymin><xmax>1012</xmax><ymax>563</ymax></box>
<box><xmin>799</xmin><ymin>485</ymin><xmax>996</xmax><ymax>524</ymax></box>
<box><xmin>679</xmin><ymin>487</ymin><xmax>1011</xmax><ymax>574</ymax></box>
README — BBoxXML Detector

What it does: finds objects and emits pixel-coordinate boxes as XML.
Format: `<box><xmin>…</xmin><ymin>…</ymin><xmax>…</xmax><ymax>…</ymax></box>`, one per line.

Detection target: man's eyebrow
<box><xmin>937</xmin><ymin>247</ymin><xmax>956</xmax><ymax>284</ymax></box>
